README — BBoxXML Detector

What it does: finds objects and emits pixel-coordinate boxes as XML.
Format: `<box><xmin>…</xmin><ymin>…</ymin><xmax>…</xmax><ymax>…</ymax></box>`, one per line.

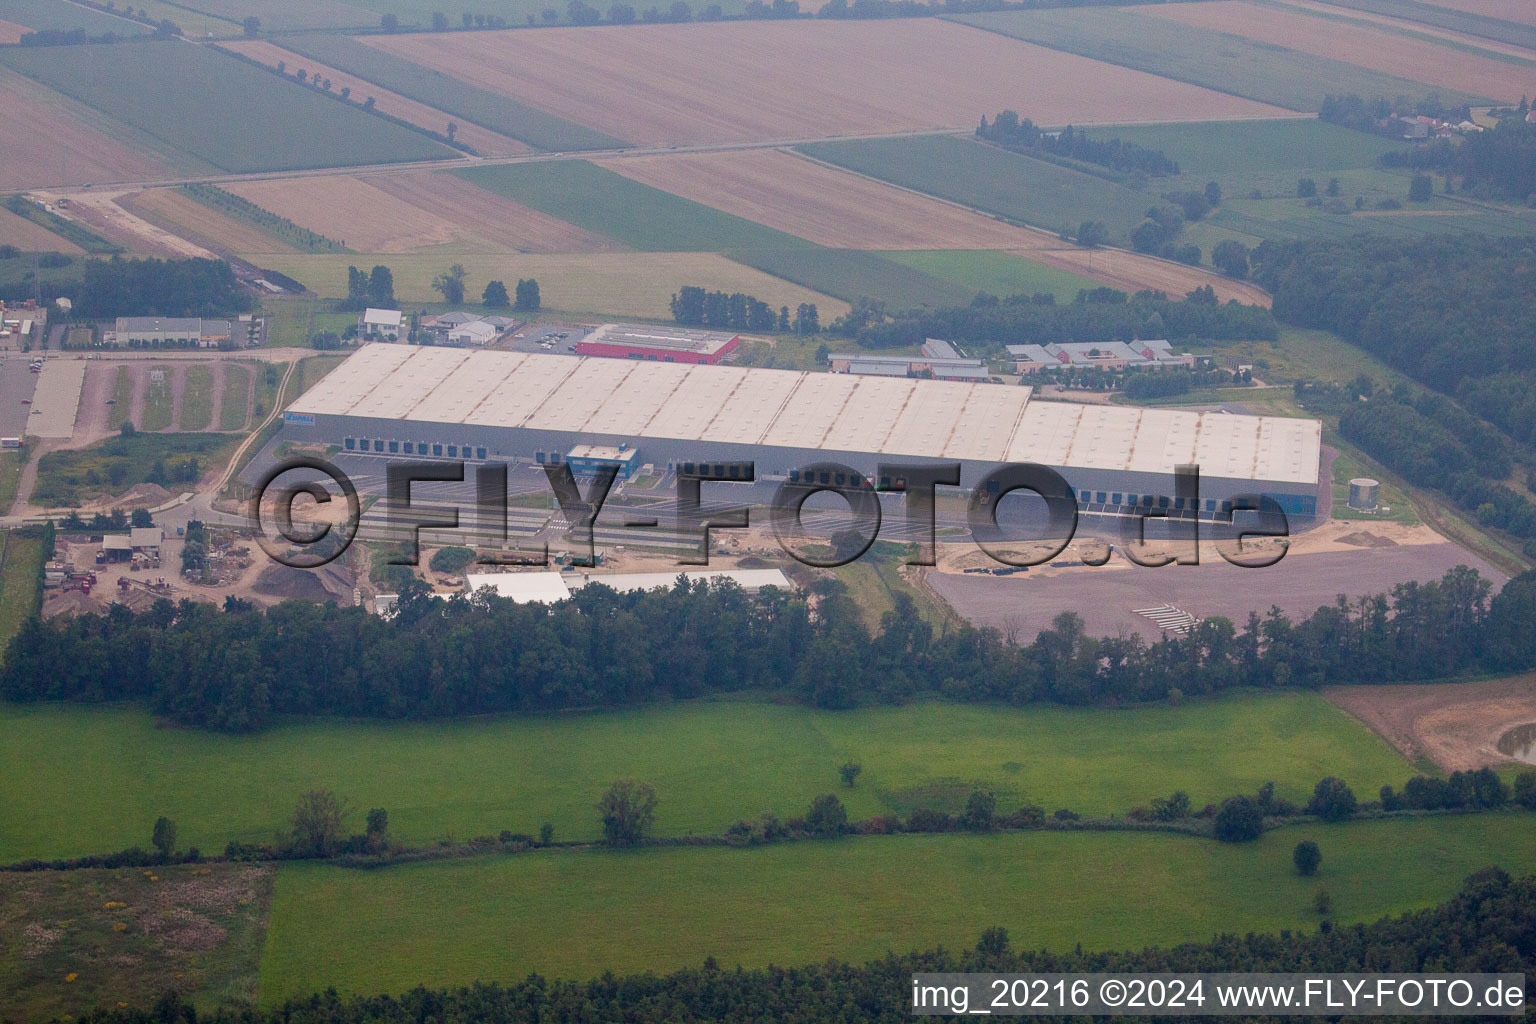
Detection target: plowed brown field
<box><xmin>0</xmin><ymin>206</ymin><xmax>83</xmax><ymax>254</ymax></box>
<box><xmin>0</xmin><ymin>18</ymin><xmax>28</xmax><ymax>44</ymax></box>
<box><xmin>222</xmin><ymin>173</ymin><xmax>618</xmax><ymax>254</ymax></box>
<box><xmin>1141</xmin><ymin>1</ymin><xmax>1536</xmax><ymax>102</ymax></box>
<box><xmin>364</xmin><ymin>20</ymin><xmax>1291</xmax><ymax>147</ymax></box>
<box><xmin>600</xmin><ymin>149</ymin><xmax>1064</xmax><ymax>250</ymax></box>
<box><xmin>1023</xmin><ymin>247</ymin><xmax>1272</xmax><ymax>306</ymax></box>
<box><xmin>0</xmin><ymin>73</ymin><xmax>174</xmax><ymax>190</ymax></box>
<box><xmin>1325</xmin><ymin>676</ymin><xmax>1536</xmax><ymax>772</ymax></box>
<box><xmin>120</xmin><ymin>187</ymin><xmax>300</xmax><ymax>255</ymax></box>
<box><xmin>217</xmin><ymin>40</ymin><xmax>531</xmax><ymax>158</ymax></box>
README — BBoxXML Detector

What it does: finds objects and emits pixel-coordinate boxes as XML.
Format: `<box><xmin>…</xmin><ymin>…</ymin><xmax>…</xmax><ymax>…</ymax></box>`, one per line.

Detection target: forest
<box><xmin>62</xmin><ymin>867</ymin><xmax>1536</xmax><ymax>1023</ymax></box>
<box><xmin>4</xmin><ymin>562</ymin><xmax>1533</xmax><ymax>732</ymax></box>
<box><xmin>71</xmin><ymin>256</ymin><xmax>254</xmax><ymax>319</ymax></box>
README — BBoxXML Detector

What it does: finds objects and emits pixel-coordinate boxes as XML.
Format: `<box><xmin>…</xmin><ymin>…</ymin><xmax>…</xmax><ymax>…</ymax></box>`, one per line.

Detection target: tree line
<box><xmin>4</xmin><ymin>562</ymin><xmax>1535</xmax><ymax>732</ymax></box>
<box><xmin>1379</xmin><ymin>116</ymin><xmax>1536</xmax><ymax>204</ymax></box>
<box><xmin>57</xmin><ymin>868</ymin><xmax>1536</xmax><ymax>1023</ymax></box>
<box><xmin>671</xmin><ymin>285</ymin><xmax>817</xmax><ymax>334</ymax></box>
<box><xmin>978</xmin><ymin>112</ymin><xmax>1180</xmax><ymax>177</ymax></box>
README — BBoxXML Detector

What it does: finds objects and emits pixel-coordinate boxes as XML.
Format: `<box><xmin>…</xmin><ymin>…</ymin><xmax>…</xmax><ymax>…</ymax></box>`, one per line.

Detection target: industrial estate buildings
<box><xmin>283</xmin><ymin>344</ymin><xmax>1323</xmax><ymax>519</ymax></box>
<box><xmin>1008</xmin><ymin>339</ymin><xmax>1195</xmax><ymax>373</ymax></box>
<box><xmin>574</xmin><ymin>323</ymin><xmax>738</xmax><ymax>364</ymax></box>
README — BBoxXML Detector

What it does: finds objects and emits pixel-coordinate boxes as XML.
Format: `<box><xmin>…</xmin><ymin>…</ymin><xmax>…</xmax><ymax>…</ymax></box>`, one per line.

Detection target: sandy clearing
<box><xmin>363</xmin><ymin>20</ymin><xmax>1293</xmax><ymax>148</ymax></box>
<box><xmin>1022</xmin><ymin>247</ymin><xmax>1273</xmax><ymax>306</ymax></box>
<box><xmin>222</xmin><ymin>176</ymin><xmax>480</xmax><ymax>253</ymax></box>
<box><xmin>362</xmin><ymin>171</ymin><xmax>623</xmax><ymax>253</ymax></box>
<box><xmin>0</xmin><ymin>206</ymin><xmax>84</xmax><ymax>254</ymax></box>
<box><xmin>599</xmin><ymin>148</ymin><xmax>1062</xmax><ymax>250</ymax></box>
<box><xmin>1139</xmin><ymin>1</ymin><xmax>1536</xmax><ymax>103</ymax></box>
<box><xmin>1325</xmin><ymin>676</ymin><xmax>1536</xmax><ymax>772</ymax></box>
<box><xmin>1276</xmin><ymin>0</ymin><xmax>1536</xmax><ymax>59</ymax></box>
<box><xmin>0</xmin><ymin>73</ymin><xmax>174</xmax><ymax>190</ymax></box>
<box><xmin>32</xmin><ymin>190</ymin><xmax>215</xmax><ymax>258</ymax></box>
<box><xmin>0</xmin><ymin>18</ymin><xmax>29</xmax><ymax>44</ymax></box>
<box><xmin>118</xmin><ymin>187</ymin><xmax>300</xmax><ymax>255</ymax></box>
<box><xmin>1416</xmin><ymin>0</ymin><xmax>1536</xmax><ymax>28</ymax></box>
<box><xmin>217</xmin><ymin>40</ymin><xmax>531</xmax><ymax>158</ymax></box>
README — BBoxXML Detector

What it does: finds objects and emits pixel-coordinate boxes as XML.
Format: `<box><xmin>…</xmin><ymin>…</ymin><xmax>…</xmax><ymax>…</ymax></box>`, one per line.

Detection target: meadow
<box><xmin>0</xmin><ymin>692</ymin><xmax>1414</xmax><ymax>863</ymax></box>
<box><xmin>881</xmin><ymin>250</ymin><xmax>1102</xmax><ymax>303</ymax></box>
<box><xmin>0</xmin><ymin>43</ymin><xmax>451</xmax><ymax>173</ymax></box>
<box><xmin>30</xmin><ymin>432</ymin><xmax>238</xmax><ymax>507</ymax></box>
<box><xmin>246</xmin><ymin>252</ymin><xmax>847</xmax><ymax>320</ymax></box>
<box><xmin>259</xmin><ymin>814</ymin><xmax>1536</xmax><ymax>999</ymax></box>
<box><xmin>800</xmin><ymin>136</ymin><xmax>1152</xmax><ymax>244</ymax></box>
<box><xmin>1097</xmin><ymin>118</ymin><xmax>1404</xmax><ymax>178</ymax></box>
<box><xmin>951</xmin><ymin>8</ymin><xmax>1492</xmax><ymax>111</ymax></box>
<box><xmin>728</xmin><ymin>248</ymin><xmax>973</xmax><ymax>308</ymax></box>
<box><xmin>0</xmin><ymin>531</ymin><xmax>44</xmax><ymax>648</ymax></box>
<box><xmin>277</xmin><ymin>34</ymin><xmax>622</xmax><ymax>152</ymax></box>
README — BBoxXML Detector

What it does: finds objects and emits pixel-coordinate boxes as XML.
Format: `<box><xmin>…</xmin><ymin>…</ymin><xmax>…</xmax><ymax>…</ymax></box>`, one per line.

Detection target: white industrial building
<box><xmin>281</xmin><ymin>344</ymin><xmax>1322</xmax><ymax>519</ymax></box>
<box><xmin>457</xmin><ymin>568</ymin><xmax>793</xmax><ymax>604</ymax></box>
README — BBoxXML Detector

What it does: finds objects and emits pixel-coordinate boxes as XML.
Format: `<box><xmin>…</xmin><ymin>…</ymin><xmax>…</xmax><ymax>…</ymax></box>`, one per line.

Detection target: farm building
<box><xmin>1007</xmin><ymin>340</ymin><xmax>1195</xmax><ymax>373</ymax></box>
<box><xmin>111</xmin><ymin>317</ymin><xmax>233</xmax><ymax>348</ymax></box>
<box><xmin>575</xmin><ymin>323</ymin><xmax>738</xmax><ymax>365</ymax></box>
<box><xmin>281</xmin><ymin>345</ymin><xmax>1323</xmax><ymax>520</ymax></box>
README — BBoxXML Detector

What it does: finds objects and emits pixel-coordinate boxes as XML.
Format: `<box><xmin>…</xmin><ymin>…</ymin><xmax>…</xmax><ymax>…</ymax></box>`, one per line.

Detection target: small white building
<box><xmin>446</xmin><ymin>320</ymin><xmax>497</xmax><ymax>347</ymax></box>
<box><xmin>359</xmin><ymin>308</ymin><xmax>404</xmax><ymax>342</ymax></box>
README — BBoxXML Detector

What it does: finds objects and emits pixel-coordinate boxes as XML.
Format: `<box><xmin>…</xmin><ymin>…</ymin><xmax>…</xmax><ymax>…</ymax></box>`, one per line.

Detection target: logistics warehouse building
<box><xmin>281</xmin><ymin>345</ymin><xmax>1322</xmax><ymax>519</ymax></box>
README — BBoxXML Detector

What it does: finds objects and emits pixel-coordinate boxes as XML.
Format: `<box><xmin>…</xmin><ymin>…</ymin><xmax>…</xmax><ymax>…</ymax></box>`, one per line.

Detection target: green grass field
<box><xmin>0</xmin><ymin>530</ymin><xmax>44</xmax><ymax>649</ymax></box>
<box><xmin>1098</xmin><ymin>119</ymin><xmax>1404</xmax><ymax>178</ymax></box>
<box><xmin>0</xmin><ymin>451</ymin><xmax>24</xmax><ymax>514</ymax></box>
<box><xmin>0</xmin><ymin>0</ymin><xmax>151</xmax><ymax>36</ymax></box>
<box><xmin>951</xmin><ymin>8</ymin><xmax>1493</xmax><ymax>111</ymax></box>
<box><xmin>140</xmin><ymin>365</ymin><xmax>173</xmax><ymax>432</ymax></box>
<box><xmin>126</xmin><ymin>0</ymin><xmax>377</xmax><ymax>31</ymax></box>
<box><xmin>0</xmin><ymin>43</ymin><xmax>452</xmax><ymax>173</ymax></box>
<box><xmin>107</xmin><ymin>366</ymin><xmax>135</xmax><ymax>422</ymax></box>
<box><xmin>179</xmin><ymin>364</ymin><xmax>213</xmax><ymax>431</ymax></box>
<box><xmin>0</xmin><ymin>692</ymin><xmax>1413</xmax><ymax>863</ymax></box>
<box><xmin>729</xmin><ymin>247</ymin><xmax>972</xmax><ymax>308</ymax></box>
<box><xmin>800</xmin><ymin>136</ymin><xmax>1152</xmax><ymax>244</ymax></box>
<box><xmin>31</xmin><ymin>432</ymin><xmax>237</xmax><ymax>507</ymax></box>
<box><xmin>881</xmin><ymin>249</ymin><xmax>1102</xmax><ymax>303</ymax></box>
<box><xmin>276</xmin><ymin>35</ymin><xmax>623</xmax><ymax>151</ymax></box>
<box><xmin>259</xmin><ymin>814</ymin><xmax>1536</xmax><ymax>999</ymax></box>
<box><xmin>218</xmin><ymin>363</ymin><xmax>250</xmax><ymax>431</ymax></box>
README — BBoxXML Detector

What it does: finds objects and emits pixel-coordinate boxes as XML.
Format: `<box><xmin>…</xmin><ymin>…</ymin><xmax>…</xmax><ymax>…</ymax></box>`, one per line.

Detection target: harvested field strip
<box><xmin>800</xmin><ymin>135</ymin><xmax>1154</xmax><ymax>245</ymax></box>
<box><xmin>280</xmin><ymin>34</ymin><xmax>622</xmax><ymax>152</ymax></box>
<box><xmin>456</xmin><ymin>161</ymin><xmax>807</xmax><ymax>251</ymax></box>
<box><xmin>219</xmin><ymin>363</ymin><xmax>251</xmax><ymax>431</ymax></box>
<box><xmin>0</xmin><ymin>43</ymin><xmax>452</xmax><ymax>174</ymax></box>
<box><xmin>363</xmin><ymin>171</ymin><xmax>624</xmax><ymax>254</ymax></box>
<box><xmin>0</xmin><ymin>71</ymin><xmax>178</xmax><ymax>190</ymax></box>
<box><xmin>599</xmin><ymin>149</ymin><xmax>1067</xmax><ymax>251</ymax></box>
<box><xmin>118</xmin><ymin>188</ymin><xmax>301</xmax><ymax>256</ymax></box>
<box><xmin>1272</xmin><ymin>0</ymin><xmax>1536</xmax><ymax>61</ymax></box>
<box><xmin>179</xmin><ymin>184</ymin><xmax>347</xmax><ymax>253</ymax></box>
<box><xmin>216</xmin><ymin>40</ymin><xmax>531</xmax><ymax>158</ymax></box>
<box><xmin>1325</xmin><ymin>675</ymin><xmax>1536</xmax><ymax>772</ymax></box>
<box><xmin>1026</xmin><ymin>247</ymin><xmax>1272</xmax><ymax>305</ymax></box>
<box><xmin>261</xmin><ymin>816</ymin><xmax>1536</xmax><ymax>1000</ymax></box>
<box><xmin>365</xmin><ymin>20</ymin><xmax>1289</xmax><ymax>148</ymax></box>
<box><xmin>1316</xmin><ymin>0</ymin><xmax>1536</xmax><ymax>48</ymax></box>
<box><xmin>729</xmin><ymin>248</ymin><xmax>974</xmax><ymax>308</ymax></box>
<box><xmin>953</xmin><ymin>8</ymin><xmax>1492</xmax><ymax>110</ymax></box>
<box><xmin>0</xmin><ymin>206</ymin><xmax>84</xmax><ymax>254</ymax></box>
<box><xmin>0</xmin><ymin>19</ymin><xmax>27</xmax><ymax>44</ymax></box>
<box><xmin>245</xmin><ymin>251</ymin><xmax>850</xmax><ymax>320</ymax></box>
<box><xmin>4</xmin><ymin>196</ymin><xmax>120</xmax><ymax>254</ymax></box>
<box><xmin>1140</xmin><ymin>1</ymin><xmax>1536</xmax><ymax>104</ymax></box>
<box><xmin>140</xmin><ymin>365</ymin><xmax>174</xmax><ymax>432</ymax></box>
<box><xmin>50</xmin><ymin>192</ymin><xmax>210</xmax><ymax>258</ymax></box>
<box><xmin>180</xmin><ymin>365</ymin><xmax>213</xmax><ymax>431</ymax></box>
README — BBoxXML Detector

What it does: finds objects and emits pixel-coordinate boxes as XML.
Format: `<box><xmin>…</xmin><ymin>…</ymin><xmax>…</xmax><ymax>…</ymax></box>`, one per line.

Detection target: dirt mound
<box><xmin>1336</xmin><ymin>531</ymin><xmax>1398</xmax><ymax>548</ymax></box>
<box><xmin>42</xmin><ymin>589</ymin><xmax>111</xmax><ymax>618</ymax></box>
<box><xmin>253</xmin><ymin>565</ymin><xmax>339</xmax><ymax>602</ymax></box>
<box><xmin>80</xmin><ymin>482</ymin><xmax>173</xmax><ymax>512</ymax></box>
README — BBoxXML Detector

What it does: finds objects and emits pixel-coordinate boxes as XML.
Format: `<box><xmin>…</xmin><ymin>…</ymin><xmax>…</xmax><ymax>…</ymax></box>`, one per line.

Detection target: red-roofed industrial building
<box><xmin>575</xmin><ymin>323</ymin><xmax>739</xmax><ymax>364</ymax></box>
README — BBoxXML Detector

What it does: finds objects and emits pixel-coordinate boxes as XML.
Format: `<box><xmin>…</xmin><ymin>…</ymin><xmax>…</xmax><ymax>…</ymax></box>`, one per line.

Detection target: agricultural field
<box><xmin>880</xmin><ymin>250</ymin><xmax>1104</xmax><ymax>303</ymax></box>
<box><xmin>260</xmin><ymin>814</ymin><xmax>1536</xmax><ymax>999</ymax></box>
<box><xmin>727</xmin><ymin>248</ymin><xmax>974</xmax><ymax>308</ymax></box>
<box><xmin>131</xmin><ymin>0</ymin><xmax>377</xmax><ymax>31</ymax></box>
<box><xmin>0</xmin><ymin>205</ymin><xmax>83</xmax><ymax>254</ymax></box>
<box><xmin>0</xmin><ymin>68</ymin><xmax>182</xmax><ymax>190</ymax></box>
<box><xmin>952</xmin><ymin>8</ymin><xmax>1493</xmax><ymax>111</ymax></box>
<box><xmin>216</xmin><ymin>40</ymin><xmax>531</xmax><ymax>157</ymax></box>
<box><xmin>0</xmin><ymin>43</ymin><xmax>453</xmax><ymax>175</ymax></box>
<box><xmin>0</xmin><ymin>692</ymin><xmax>1411</xmax><ymax>863</ymax></box>
<box><xmin>1416</xmin><ymin>0</ymin><xmax>1536</xmax><ymax>28</ymax></box>
<box><xmin>245</xmin><ymin>251</ymin><xmax>849</xmax><ymax>319</ymax></box>
<box><xmin>277</xmin><ymin>33</ymin><xmax>622</xmax><ymax>151</ymax></box>
<box><xmin>0</xmin><ymin>0</ymin><xmax>150</xmax><ymax>35</ymax></box>
<box><xmin>118</xmin><ymin>188</ymin><xmax>302</xmax><ymax>256</ymax></box>
<box><xmin>1319</xmin><ymin>0</ymin><xmax>1536</xmax><ymax>49</ymax></box>
<box><xmin>1139</xmin><ymin>2</ymin><xmax>1536</xmax><ymax>104</ymax></box>
<box><xmin>1098</xmin><ymin>118</ymin><xmax>1408</xmax><ymax>178</ymax></box>
<box><xmin>223</xmin><ymin>172</ymin><xmax>619</xmax><ymax>254</ymax></box>
<box><xmin>600</xmin><ymin>149</ymin><xmax>1068</xmax><ymax>251</ymax></box>
<box><xmin>364</xmin><ymin>20</ymin><xmax>1290</xmax><ymax>148</ymax></box>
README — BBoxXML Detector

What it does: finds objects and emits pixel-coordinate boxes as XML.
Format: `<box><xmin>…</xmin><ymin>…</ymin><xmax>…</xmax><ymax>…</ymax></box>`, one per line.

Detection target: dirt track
<box><xmin>1325</xmin><ymin>676</ymin><xmax>1536</xmax><ymax>772</ymax></box>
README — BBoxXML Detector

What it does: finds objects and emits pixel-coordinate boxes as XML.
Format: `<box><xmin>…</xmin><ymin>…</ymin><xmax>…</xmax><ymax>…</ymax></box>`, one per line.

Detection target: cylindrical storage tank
<box><xmin>1348</xmin><ymin>478</ymin><xmax>1380</xmax><ymax>511</ymax></box>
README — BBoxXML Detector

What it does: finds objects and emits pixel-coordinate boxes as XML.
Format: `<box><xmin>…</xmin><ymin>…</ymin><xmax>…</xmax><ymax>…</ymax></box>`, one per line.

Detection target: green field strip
<box><xmin>0</xmin><ymin>42</ymin><xmax>452</xmax><ymax>173</ymax></box>
<box><xmin>0</xmin><ymin>0</ymin><xmax>152</xmax><ymax>35</ymax></box>
<box><xmin>277</xmin><ymin>34</ymin><xmax>625</xmax><ymax>152</ymax></box>
<box><xmin>879</xmin><ymin>249</ymin><xmax>1103</xmax><ymax>303</ymax></box>
<box><xmin>728</xmin><ymin>247</ymin><xmax>972</xmax><ymax>308</ymax></box>
<box><xmin>138</xmin><ymin>0</ymin><xmax>377</xmax><ymax>31</ymax></box>
<box><xmin>258</xmin><ymin>814</ymin><xmax>1536</xmax><ymax>999</ymax></box>
<box><xmin>1311</xmin><ymin>0</ymin><xmax>1536</xmax><ymax>52</ymax></box>
<box><xmin>950</xmin><ymin>8</ymin><xmax>1494</xmax><ymax>111</ymax></box>
<box><xmin>1084</xmin><ymin>118</ymin><xmax>1405</xmax><ymax>177</ymax></box>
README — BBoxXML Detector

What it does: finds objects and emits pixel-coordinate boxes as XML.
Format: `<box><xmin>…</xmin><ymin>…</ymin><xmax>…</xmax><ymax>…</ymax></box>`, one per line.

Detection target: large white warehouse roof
<box><xmin>290</xmin><ymin>345</ymin><xmax>1320</xmax><ymax>485</ymax></box>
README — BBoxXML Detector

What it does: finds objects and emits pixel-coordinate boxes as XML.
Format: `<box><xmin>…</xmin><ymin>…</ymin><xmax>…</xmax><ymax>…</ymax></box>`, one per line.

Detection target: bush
<box><xmin>959</xmin><ymin>790</ymin><xmax>996</xmax><ymax>832</ymax></box>
<box><xmin>1213</xmin><ymin>795</ymin><xmax>1263</xmax><ymax>842</ymax></box>
<box><xmin>906</xmin><ymin>808</ymin><xmax>953</xmax><ymax>833</ymax></box>
<box><xmin>804</xmin><ymin>794</ymin><xmax>847</xmax><ymax>837</ymax></box>
<box><xmin>429</xmin><ymin>546</ymin><xmax>476</xmax><ymax>575</ymax></box>
<box><xmin>1293</xmin><ymin>840</ymin><xmax>1321</xmax><ymax>876</ymax></box>
<box><xmin>1307</xmin><ymin>777</ymin><xmax>1357</xmax><ymax>822</ymax></box>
